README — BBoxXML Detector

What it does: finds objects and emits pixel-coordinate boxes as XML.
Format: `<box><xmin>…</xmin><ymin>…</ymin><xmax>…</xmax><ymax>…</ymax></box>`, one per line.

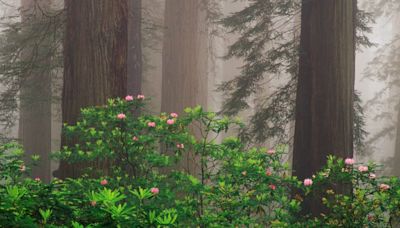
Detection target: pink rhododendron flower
<box><xmin>125</xmin><ymin>95</ymin><xmax>134</xmax><ymax>101</ymax></box>
<box><xmin>100</xmin><ymin>179</ymin><xmax>108</xmax><ymax>186</ymax></box>
<box><xmin>19</xmin><ymin>164</ymin><xmax>26</xmax><ymax>172</ymax></box>
<box><xmin>303</xmin><ymin>178</ymin><xmax>313</xmax><ymax>186</ymax></box>
<box><xmin>380</xmin><ymin>184</ymin><xmax>390</xmax><ymax>191</ymax></box>
<box><xmin>176</xmin><ymin>143</ymin><xmax>185</xmax><ymax>149</ymax></box>
<box><xmin>265</xmin><ymin>169</ymin><xmax>272</xmax><ymax>176</ymax></box>
<box><xmin>34</xmin><ymin>177</ymin><xmax>41</xmax><ymax>182</ymax></box>
<box><xmin>269</xmin><ymin>184</ymin><xmax>276</xmax><ymax>190</ymax></box>
<box><xmin>267</xmin><ymin>149</ymin><xmax>275</xmax><ymax>155</ymax></box>
<box><xmin>148</xmin><ymin>122</ymin><xmax>156</xmax><ymax>127</ymax></box>
<box><xmin>170</xmin><ymin>113</ymin><xmax>178</xmax><ymax>118</ymax></box>
<box><xmin>90</xmin><ymin>201</ymin><xmax>97</xmax><ymax>207</ymax></box>
<box><xmin>137</xmin><ymin>94</ymin><xmax>145</xmax><ymax>100</ymax></box>
<box><xmin>344</xmin><ymin>158</ymin><xmax>355</xmax><ymax>165</ymax></box>
<box><xmin>117</xmin><ymin>113</ymin><xmax>126</xmax><ymax>119</ymax></box>
<box><xmin>369</xmin><ymin>173</ymin><xmax>376</xmax><ymax>179</ymax></box>
<box><xmin>358</xmin><ymin>165</ymin><xmax>368</xmax><ymax>172</ymax></box>
<box><xmin>132</xmin><ymin>136</ymin><xmax>139</xmax><ymax>141</ymax></box>
<box><xmin>150</xmin><ymin>187</ymin><xmax>159</xmax><ymax>195</ymax></box>
<box><xmin>166</xmin><ymin>119</ymin><xmax>175</xmax><ymax>125</ymax></box>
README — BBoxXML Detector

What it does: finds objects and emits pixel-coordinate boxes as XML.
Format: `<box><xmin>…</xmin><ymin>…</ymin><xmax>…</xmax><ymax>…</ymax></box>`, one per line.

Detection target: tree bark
<box><xmin>392</xmin><ymin>14</ymin><xmax>400</xmax><ymax>177</ymax></box>
<box><xmin>161</xmin><ymin>0</ymin><xmax>208</xmax><ymax>175</ymax></box>
<box><xmin>55</xmin><ymin>0</ymin><xmax>130</xmax><ymax>178</ymax></box>
<box><xmin>292</xmin><ymin>0</ymin><xmax>356</xmax><ymax>215</ymax></box>
<box><xmin>19</xmin><ymin>0</ymin><xmax>52</xmax><ymax>182</ymax></box>
<box><xmin>127</xmin><ymin>0</ymin><xmax>142</xmax><ymax>97</ymax></box>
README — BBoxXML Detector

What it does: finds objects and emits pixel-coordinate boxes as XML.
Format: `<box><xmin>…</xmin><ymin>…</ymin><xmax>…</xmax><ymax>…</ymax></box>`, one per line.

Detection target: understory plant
<box><xmin>0</xmin><ymin>96</ymin><xmax>399</xmax><ymax>227</ymax></box>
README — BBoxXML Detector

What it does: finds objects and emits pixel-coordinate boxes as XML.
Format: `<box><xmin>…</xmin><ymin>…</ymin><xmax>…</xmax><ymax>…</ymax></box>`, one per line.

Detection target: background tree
<box><xmin>18</xmin><ymin>0</ymin><xmax>53</xmax><ymax>182</ymax></box>
<box><xmin>219</xmin><ymin>0</ymin><xmax>371</xmax><ymax>150</ymax></box>
<box><xmin>292</xmin><ymin>0</ymin><xmax>356</xmax><ymax>214</ymax></box>
<box><xmin>127</xmin><ymin>0</ymin><xmax>142</xmax><ymax>98</ymax></box>
<box><xmin>56</xmin><ymin>0</ymin><xmax>132</xmax><ymax>178</ymax></box>
<box><xmin>161</xmin><ymin>0</ymin><xmax>209</xmax><ymax>174</ymax></box>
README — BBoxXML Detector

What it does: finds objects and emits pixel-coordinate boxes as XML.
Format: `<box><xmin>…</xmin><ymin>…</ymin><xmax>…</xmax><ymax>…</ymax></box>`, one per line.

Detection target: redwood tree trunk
<box><xmin>292</xmin><ymin>0</ymin><xmax>356</xmax><ymax>215</ymax></box>
<box><xmin>56</xmin><ymin>0</ymin><xmax>129</xmax><ymax>178</ymax></box>
<box><xmin>127</xmin><ymin>0</ymin><xmax>142</xmax><ymax>97</ymax></box>
<box><xmin>19</xmin><ymin>0</ymin><xmax>52</xmax><ymax>182</ymax></box>
<box><xmin>161</xmin><ymin>0</ymin><xmax>208</xmax><ymax>175</ymax></box>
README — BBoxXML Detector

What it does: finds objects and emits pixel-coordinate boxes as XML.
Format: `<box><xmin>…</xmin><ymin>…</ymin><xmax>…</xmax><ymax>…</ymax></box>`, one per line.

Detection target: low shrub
<box><xmin>0</xmin><ymin>96</ymin><xmax>399</xmax><ymax>227</ymax></box>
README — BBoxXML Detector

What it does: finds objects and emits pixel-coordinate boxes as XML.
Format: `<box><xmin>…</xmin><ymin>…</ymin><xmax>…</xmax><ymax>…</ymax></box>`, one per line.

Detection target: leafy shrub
<box><xmin>0</xmin><ymin>96</ymin><xmax>399</xmax><ymax>227</ymax></box>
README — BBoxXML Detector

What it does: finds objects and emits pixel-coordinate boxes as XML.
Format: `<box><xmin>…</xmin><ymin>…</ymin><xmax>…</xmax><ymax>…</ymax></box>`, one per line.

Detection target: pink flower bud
<box><xmin>303</xmin><ymin>178</ymin><xmax>313</xmax><ymax>186</ymax></box>
<box><xmin>125</xmin><ymin>95</ymin><xmax>134</xmax><ymax>101</ymax></box>
<box><xmin>132</xmin><ymin>136</ymin><xmax>139</xmax><ymax>141</ymax></box>
<box><xmin>166</xmin><ymin>119</ymin><xmax>175</xmax><ymax>125</ymax></box>
<box><xmin>148</xmin><ymin>122</ymin><xmax>156</xmax><ymax>127</ymax></box>
<box><xmin>176</xmin><ymin>143</ymin><xmax>184</xmax><ymax>149</ymax></box>
<box><xmin>34</xmin><ymin>177</ymin><xmax>41</xmax><ymax>182</ymax></box>
<box><xmin>265</xmin><ymin>169</ymin><xmax>272</xmax><ymax>176</ymax></box>
<box><xmin>369</xmin><ymin>173</ymin><xmax>376</xmax><ymax>179</ymax></box>
<box><xmin>100</xmin><ymin>179</ymin><xmax>108</xmax><ymax>186</ymax></box>
<box><xmin>267</xmin><ymin>149</ymin><xmax>275</xmax><ymax>155</ymax></box>
<box><xmin>117</xmin><ymin>113</ymin><xmax>126</xmax><ymax>119</ymax></box>
<box><xmin>150</xmin><ymin>187</ymin><xmax>159</xmax><ymax>195</ymax></box>
<box><xmin>137</xmin><ymin>94</ymin><xmax>145</xmax><ymax>100</ymax></box>
<box><xmin>90</xmin><ymin>201</ymin><xmax>97</xmax><ymax>206</ymax></box>
<box><xmin>170</xmin><ymin>113</ymin><xmax>178</xmax><ymax>118</ymax></box>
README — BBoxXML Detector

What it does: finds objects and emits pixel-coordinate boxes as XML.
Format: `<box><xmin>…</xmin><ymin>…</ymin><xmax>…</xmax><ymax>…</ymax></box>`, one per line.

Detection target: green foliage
<box><xmin>0</xmin><ymin>98</ymin><xmax>399</xmax><ymax>227</ymax></box>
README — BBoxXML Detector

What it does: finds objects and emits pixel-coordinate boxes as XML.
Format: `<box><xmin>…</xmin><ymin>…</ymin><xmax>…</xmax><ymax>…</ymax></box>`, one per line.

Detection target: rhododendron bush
<box><xmin>0</xmin><ymin>97</ymin><xmax>399</xmax><ymax>227</ymax></box>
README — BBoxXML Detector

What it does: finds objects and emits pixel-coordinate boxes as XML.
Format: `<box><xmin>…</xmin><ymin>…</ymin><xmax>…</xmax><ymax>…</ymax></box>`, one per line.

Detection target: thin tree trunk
<box><xmin>161</xmin><ymin>0</ymin><xmax>208</xmax><ymax>175</ymax></box>
<box><xmin>55</xmin><ymin>0</ymin><xmax>129</xmax><ymax>178</ymax></box>
<box><xmin>292</xmin><ymin>0</ymin><xmax>356</xmax><ymax>215</ymax></box>
<box><xmin>392</xmin><ymin>14</ymin><xmax>400</xmax><ymax>177</ymax></box>
<box><xmin>127</xmin><ymin>0</ymin><xmax>142</xmax><ymax>97</ymax></box>
<box><xmin>19</xmin><ymin>0</ymin><xmax>52</xmax><ymax>182</ymax></box>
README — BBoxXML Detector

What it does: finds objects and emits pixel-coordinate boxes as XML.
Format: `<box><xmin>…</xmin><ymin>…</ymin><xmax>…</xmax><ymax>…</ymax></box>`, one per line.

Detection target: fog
<box><xmin>0</xmin><ymin>0</ymin><xmax>399</xmax><ymax>179</ymax></box>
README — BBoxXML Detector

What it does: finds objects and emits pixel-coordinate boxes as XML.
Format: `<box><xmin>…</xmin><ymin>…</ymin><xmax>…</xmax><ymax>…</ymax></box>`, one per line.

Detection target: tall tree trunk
<box><xmin>392</xmin><ymin>14</ymin><xmax>400</xmax><ymax>177</ymax></box>
<box><xmin>19</xmin><ymin>0</ymin><xmax>52</xmax><ymax>182</ymax></box>
<box><xmin>55</xmin><ymin>0</ymin><xmax>130</xmax><ymax>178</ymax></box>
<box><xmin>127</xmin><ymin>0</ymin><xmax>142</xmax><ymax>97</ymax></box>
<box><xmin>161</xmin><ymin>0</ymin><xmax>208</xmax><ymax>175</ymax></box>
<box><xmin>292</xmin><ymin>0</ymin><xmax>356</xmax><ymax>215</ymax></box>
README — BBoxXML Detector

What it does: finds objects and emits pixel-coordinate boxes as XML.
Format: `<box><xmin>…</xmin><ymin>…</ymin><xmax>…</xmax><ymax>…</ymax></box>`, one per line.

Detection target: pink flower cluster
<box><xmin>166</xmin><ymin>119</ymin><xmax>175</xmax><ymax>125</ymax></box>
<box><xmin>100</xmin><ymin>179</ymin><xmax>108</xmax><ymax>186</ymax></box>
<box><xmin>379</xmin><ymin>183</ymin><xmax>390</xmax><ymax>191</ymax></box>
<box><xmin>151</xmin><ymin>187</ymin><xmax>159</xmax><ymax>195</ymax></box>
<box><xmin>117</xmin><ymin>113</ymin><xmax>126</xmax><ymax>119</ymax></box>
<box><xmin>303</xmin><ymin>178</ymin><xmax>313</xmax><ymax>186</ymax></box>
<box><xmin>125</xmin><ymin>95</ymin><xmax>134</xmax><ymax>101</ymax></box>
<box><xmin>176</xmin><ymin>143</ymin><xmax>185</xmax><ymax>149</ymax></box>
<box><xmin>148</xmin><ymin>122</ymin><xmax>156</xmax><ymax>127</ymax></box>
<box><xmin>170</xmin><ymin>113</ymin><xmax>178</xmax><ymax>118</ymax></box>
<box><xmin>358</xmin><ymin>165</ymin><xmax>368</xmax><ymax>172</ymax></box>
<box><xmin>125</xmin><ymin>94</ymin><xmax>145</xmax><ymax>100</ymax></box>
<box><xmin>344</xmin><ymin>158</ymin><xmax>355</xmax><ymax>165</ymax></box>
